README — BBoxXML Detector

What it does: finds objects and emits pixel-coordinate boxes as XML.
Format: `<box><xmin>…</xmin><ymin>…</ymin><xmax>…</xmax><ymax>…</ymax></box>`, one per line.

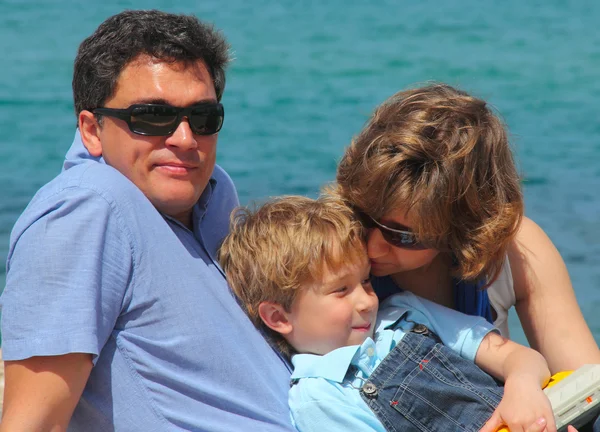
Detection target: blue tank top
<box><xmin>372</xmin><ymin>275</ymin><xmax>494</xmax><ymax>324</ymax></box>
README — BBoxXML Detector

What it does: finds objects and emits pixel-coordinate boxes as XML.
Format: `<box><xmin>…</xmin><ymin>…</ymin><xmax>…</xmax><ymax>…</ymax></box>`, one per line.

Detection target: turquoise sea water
<box><xmin>0</xmin><ymin>1</ymin><xmax>599</xmax><ymax>344</ymax></box>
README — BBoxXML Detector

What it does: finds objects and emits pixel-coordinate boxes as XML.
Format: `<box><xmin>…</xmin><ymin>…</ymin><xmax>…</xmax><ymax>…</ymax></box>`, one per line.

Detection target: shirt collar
<box><xmin>194</xmin><ymin>177</ymin><xmax>217</xmax><ymax>222</ymax></box>
<box><xmin>62</xmin><ymin>128</ymin><xmax>103</xmax><ymax>172</ymax></box>
<box><xmin>291</xmin><ymin>345</ymin><xmax>361</xmax><ymax>383</ymax></box>
<box><xmin>160</xmin><ymin>177</ymin><xmax>218</xmax><ymax>232</ymax></box>
<box><xmin>375</xmin><ymin>303</ymin><xmax>410</xmax><ymax>333</ymax></box>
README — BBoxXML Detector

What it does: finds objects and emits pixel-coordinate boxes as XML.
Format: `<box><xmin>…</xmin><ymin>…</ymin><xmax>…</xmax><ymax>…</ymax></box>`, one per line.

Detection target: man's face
<box><xmin>88</xmin><ymin>55</ymin><xmax>219</xmax><ymax>226</ymax></box>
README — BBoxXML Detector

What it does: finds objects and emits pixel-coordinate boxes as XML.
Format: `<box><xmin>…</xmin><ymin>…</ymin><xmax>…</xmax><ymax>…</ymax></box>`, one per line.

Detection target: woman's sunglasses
<box><xmin>93</xmin><ymin>103</ymin><xmax>225</xmax><ymax>136</ymax></box>
<box><xmin>356</xmin><ymin>210</ymin><xmax>429</xmax><ymax>250</ymax></box>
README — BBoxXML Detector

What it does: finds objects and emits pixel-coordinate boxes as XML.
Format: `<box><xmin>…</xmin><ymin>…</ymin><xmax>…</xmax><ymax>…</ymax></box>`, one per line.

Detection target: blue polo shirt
<box><xmin>1</xmin><ymin>131</ymin><xmax>294</xmax><ymax>431</ymax></box>
<box><xmin>289</xmin><ymin>291</ymin><xmax>496</xmax><ymax>432</ymax></box>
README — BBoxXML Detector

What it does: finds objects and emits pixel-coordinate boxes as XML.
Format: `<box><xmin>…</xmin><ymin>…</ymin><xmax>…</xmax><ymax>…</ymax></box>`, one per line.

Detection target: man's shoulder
<box><xmin>12</xmin><ymin>162</ymin><xmax>152</xmax><ymax>244</ymax></box>
<box><xmin>62</xmin><ymin>162</ymin><xmax>142</xmax><ymax>193</ymax></box>
<box><xmin>31</xmin><ymin>162</ymin><xmax>147</xmax><ymax>210</ymax></box>
<box><xmin>211</xmin><ymin>164</ymin><xmax>234</xmax><ymax>186</ymax></box>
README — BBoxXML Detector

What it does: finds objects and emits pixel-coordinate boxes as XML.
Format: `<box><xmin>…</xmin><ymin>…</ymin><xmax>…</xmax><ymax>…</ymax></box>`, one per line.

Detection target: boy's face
<box><xmin>285</xmin><ymin>255</ymin><xmax>378</xmax><ymax>355</ymax></box>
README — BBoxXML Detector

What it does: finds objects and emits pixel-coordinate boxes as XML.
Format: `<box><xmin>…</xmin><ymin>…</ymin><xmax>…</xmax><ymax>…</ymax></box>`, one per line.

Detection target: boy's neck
<box><xmin>390</xmin><ymin>253</ymin><xmax>454</xmax><ymax>308</ymax></box>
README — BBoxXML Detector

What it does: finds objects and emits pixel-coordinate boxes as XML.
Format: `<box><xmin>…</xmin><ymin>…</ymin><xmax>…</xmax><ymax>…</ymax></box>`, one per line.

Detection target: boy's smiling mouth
<box><xmin>352</xmin><ymin>323</ymin><xmax>372</xmax><ymax>332</ymax></box>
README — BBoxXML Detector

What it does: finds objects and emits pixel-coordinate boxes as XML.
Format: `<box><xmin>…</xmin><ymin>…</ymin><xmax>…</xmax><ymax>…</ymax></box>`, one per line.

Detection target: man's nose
<box><xmin>165</xmin><ymin>118</ymin><xmax>198</xmax><ymax>150</ymax></box>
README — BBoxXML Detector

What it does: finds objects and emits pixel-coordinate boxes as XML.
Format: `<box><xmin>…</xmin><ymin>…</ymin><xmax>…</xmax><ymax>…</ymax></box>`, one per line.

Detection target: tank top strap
<box><xmin>453</xmin><ymin>277</ymin><xmax>494</xmax><ymax>324</ymax></box>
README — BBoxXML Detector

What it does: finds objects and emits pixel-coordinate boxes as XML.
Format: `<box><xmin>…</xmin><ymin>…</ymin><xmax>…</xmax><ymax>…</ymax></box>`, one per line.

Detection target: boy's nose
<box><xmin>357</xmin><ymin>287</ymin><xmax>378</xmax><ymax>313</ymax></box>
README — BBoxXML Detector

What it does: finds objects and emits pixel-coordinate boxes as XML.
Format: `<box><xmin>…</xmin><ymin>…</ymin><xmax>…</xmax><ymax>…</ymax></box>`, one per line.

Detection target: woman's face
<box><xmin>366</xmin><ymin>209</ymin><xmax>440</xmax><ymax>277</ymax></box>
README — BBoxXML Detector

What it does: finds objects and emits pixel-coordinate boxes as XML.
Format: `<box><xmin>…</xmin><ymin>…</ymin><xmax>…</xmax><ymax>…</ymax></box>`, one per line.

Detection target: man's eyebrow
<box><xmin>130</xmin><ymin>98</ymin><xmax>218</xmax><ymax>106</ymax></box>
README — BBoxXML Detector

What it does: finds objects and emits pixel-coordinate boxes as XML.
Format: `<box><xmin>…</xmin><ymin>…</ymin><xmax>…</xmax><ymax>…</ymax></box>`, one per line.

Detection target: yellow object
<box><xmin>495</xmin><ymin>371</ymin><xmax>574</xmax><ymax>432</ymax></box>
<box><xmin>545</xmin><ymin>371</ymin><xmax>573</xmax><ymax>389</ymax></box>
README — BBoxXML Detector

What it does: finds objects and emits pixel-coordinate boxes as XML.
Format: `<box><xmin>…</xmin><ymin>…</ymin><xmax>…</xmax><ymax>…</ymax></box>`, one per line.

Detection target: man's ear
<box><xmin>78</xmin><ymin>110</ymin><xmax>103</xmax><ymax>157</ymax></box>
<box><xmin>258</xmin><ymin>302</ymin><xmax>293</xmax><ymax>335</ymax></box>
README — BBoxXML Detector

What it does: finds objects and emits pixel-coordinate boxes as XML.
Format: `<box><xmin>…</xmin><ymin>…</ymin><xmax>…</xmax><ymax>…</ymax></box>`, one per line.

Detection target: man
<box><xmin>0</xmin><ymin>10</ymin><xmax>293</xmax><ymax>431</ymax></box>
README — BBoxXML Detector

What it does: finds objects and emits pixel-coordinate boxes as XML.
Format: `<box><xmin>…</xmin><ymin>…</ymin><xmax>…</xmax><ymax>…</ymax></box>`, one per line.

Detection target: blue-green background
<box><xmin>1</xmin><ymin>1</ymin><xmax>599</xmax><ymax>344</ymax></box>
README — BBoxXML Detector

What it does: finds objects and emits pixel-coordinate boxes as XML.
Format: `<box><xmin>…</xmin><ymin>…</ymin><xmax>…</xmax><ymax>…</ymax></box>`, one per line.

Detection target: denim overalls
<box><xmin>358</xmin><ymin>324</ymin><xmax>503</xmax><ymax>432</ymax></box>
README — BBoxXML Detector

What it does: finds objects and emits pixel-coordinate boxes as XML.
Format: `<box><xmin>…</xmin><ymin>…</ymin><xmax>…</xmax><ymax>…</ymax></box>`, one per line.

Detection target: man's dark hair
<box><xmin>73</xmin><ymin>9</ymin><xmax>230</xmax><ymax>117</ymax></box>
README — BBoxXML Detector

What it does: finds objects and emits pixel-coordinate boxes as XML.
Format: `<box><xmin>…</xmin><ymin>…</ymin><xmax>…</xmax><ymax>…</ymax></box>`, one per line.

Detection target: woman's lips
<box><xmin>370</xmin><ymin>260</ymin><xmax>385</xmax><ymax>269</ymax></box>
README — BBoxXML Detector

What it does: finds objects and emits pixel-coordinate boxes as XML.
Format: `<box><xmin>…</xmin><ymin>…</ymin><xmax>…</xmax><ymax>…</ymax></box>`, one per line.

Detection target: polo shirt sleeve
<box><xmin>1</xmin><ymin>184</ymin><xmax>132</xmax><ymax>364</ymax></box>
<box><xmin>289</xmin><ymin>378</ymin><xmax>386</xmax><ymax>432</ymax></box>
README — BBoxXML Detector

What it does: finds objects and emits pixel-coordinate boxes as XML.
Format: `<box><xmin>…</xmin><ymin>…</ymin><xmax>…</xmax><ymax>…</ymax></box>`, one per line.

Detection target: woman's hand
<box><xmin>475</xmin><ymin>331</ymin><xmax>554</xmax><ymax>432</ymax></box>
<box><xmin>479</xmin><ymin>375</ymin><xmax>556</xmax><ymax>432</ymax></box>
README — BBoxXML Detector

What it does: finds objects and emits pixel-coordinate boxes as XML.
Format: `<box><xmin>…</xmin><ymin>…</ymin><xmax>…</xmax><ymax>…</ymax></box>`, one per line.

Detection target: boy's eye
<box><xmin>333</xmin><ymin>286</ymin><xmax>348</xmax><ymax>294</ymax></box>
<box><xmin>362</xmin><ymin>277</ymin><xmax>372</xmax><ymax>285</ymax></box>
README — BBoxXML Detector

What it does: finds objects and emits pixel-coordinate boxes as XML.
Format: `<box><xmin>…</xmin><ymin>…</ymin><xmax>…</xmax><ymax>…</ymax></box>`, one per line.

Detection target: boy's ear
<box><xmin>78</xmin><ymin>110</ymin><xmax>103</xmax><ymax>157</ymax></box>
<box><xmin>258</xmin><ymin>302</ymin><xmax>293</xmax><ymax>335</ymax></box>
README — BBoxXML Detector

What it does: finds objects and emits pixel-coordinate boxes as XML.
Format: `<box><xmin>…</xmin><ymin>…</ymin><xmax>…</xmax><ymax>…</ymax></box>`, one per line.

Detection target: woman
<box><xmin>335</xmin><ymin>83</ymin><xmax>600</xmax><ymax>374</ymax></box>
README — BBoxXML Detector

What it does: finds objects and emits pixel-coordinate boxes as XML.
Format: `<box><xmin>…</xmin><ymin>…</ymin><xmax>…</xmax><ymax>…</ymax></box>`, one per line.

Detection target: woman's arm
<box><xmin>476</xmin><ymin>332</ymin><xmax>555</xmax><ymax>432</ymax></box>
<box><xmin>509</xmin><ymin>217</ymin><xmax>600</xmax><ymax>373</ymax></box>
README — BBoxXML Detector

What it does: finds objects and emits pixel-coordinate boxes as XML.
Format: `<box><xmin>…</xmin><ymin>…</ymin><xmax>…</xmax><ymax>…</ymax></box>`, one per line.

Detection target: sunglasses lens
<box><xmin>381</xmin><ymin>231</ymin><xmax>425</xmax><ymax>250</ymax></box>
<box><xmin>357</xmin><ymin>210</ymin><xmax>428</xmax><ymax>250</ymax></box>
<box><xmin>189</xmin><ymin>105</ymin><xmax>224</xmax><ymax>135</ymax></box>
<box><xmin>130</xmin><ymin>105</ymin><xmax>179</xmax><ymax>135</ymax></box>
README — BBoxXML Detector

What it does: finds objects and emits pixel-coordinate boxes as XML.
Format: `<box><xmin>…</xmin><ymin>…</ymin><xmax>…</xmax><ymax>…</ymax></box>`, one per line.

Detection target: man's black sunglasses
<box><xmin>356</xmin><ymin>210</ymin><xmax>429</xmax><ymax>250</ymax></box>
<box><xmin>93</xmin><ymin>103</ymin><xmax>224</xmax><ymax>136</ymax></box>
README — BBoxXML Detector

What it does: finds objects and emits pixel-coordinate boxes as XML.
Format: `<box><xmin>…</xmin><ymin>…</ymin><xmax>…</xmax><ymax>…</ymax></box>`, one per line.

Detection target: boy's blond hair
<box><xmin>336</xmin><ymin>83</ymin><xmax>523</xmax><ymax>283</ymax></box>
<box><xmin>218</xmin><ymin>195</ymin><xmax>365</xmax><ymax>356</ymax></box>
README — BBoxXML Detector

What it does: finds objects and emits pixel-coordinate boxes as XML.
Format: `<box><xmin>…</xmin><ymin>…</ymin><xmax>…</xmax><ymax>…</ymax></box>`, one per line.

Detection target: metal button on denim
<box><xmin>362</xmin><ymin>382</ymin><xmax>378</xmax><ymax>398</ymax></box>
<box><xmin>412</xmin><ymin>324</ymin><xmax>429</xmax><ymax>335</ymax></box>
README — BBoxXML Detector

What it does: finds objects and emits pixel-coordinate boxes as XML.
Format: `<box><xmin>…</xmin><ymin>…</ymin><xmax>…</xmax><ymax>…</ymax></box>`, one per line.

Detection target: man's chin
<box><xmin>151</xmin><ymin>192</ymin><xmax>203</xmax><ymax>222</ymax></box>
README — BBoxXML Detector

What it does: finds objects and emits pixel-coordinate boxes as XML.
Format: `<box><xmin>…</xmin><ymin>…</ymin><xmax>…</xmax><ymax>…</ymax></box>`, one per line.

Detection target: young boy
<box><xmin>219</xmin><ymin>195</ymin><xmax>556</xmax><ymax>432</ymax></box>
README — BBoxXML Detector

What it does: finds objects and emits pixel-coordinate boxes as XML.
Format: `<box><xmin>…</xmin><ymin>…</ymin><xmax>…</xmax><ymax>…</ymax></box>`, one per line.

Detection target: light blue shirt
<box><xmin>289</xmin><ymin>291</ymin><xmax>496</xmax><ymax>432</ymax></box>
<box><xmin>1</xmin><ymin>131</ymin><xmax>295</xmax><ymax>432</ymax></box>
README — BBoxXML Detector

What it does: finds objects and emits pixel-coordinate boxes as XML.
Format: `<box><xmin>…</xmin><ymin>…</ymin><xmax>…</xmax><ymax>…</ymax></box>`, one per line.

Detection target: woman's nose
<box><xmin>367</xmin><ymin>228</ymin><xmax>389</xmax><ymax>260</ymax></box>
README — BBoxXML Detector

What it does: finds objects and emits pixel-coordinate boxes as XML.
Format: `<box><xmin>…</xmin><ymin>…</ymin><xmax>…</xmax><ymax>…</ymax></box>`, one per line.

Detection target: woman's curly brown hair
<box><xmin>336</xmin><ymin>83</ymin><xmax>523</xmax><ymax>283</ymax></box>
